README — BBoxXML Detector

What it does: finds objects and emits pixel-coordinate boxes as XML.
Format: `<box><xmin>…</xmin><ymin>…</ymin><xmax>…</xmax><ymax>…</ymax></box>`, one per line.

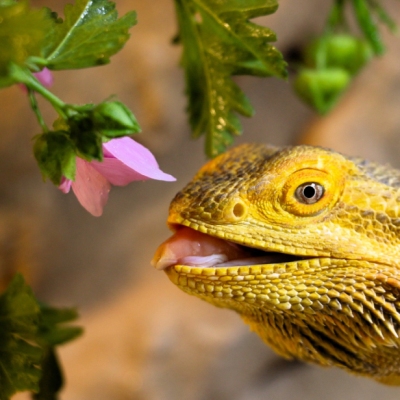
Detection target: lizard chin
<box><xmin>151</xmin><ymin>226</ymin><xmax>308</xmax><ymax>271</ymax></box>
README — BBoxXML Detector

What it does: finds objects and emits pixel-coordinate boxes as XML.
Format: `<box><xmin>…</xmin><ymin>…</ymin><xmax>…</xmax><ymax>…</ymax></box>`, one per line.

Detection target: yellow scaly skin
<box><xmin>161</xmin><ymin>143</ymin><xmax>400</xmax><ymax>385</ymax></box>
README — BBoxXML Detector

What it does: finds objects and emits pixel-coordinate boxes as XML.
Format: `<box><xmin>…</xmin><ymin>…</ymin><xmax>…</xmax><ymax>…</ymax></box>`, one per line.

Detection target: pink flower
<box><xmin>59</xmin><ymin>137</ymin><xmax>176</xmax><ymax>216</ymax></box>
<box><xmin>34</xmin><ymin>68</ymin><xmax>53</xmax><ymax>87</ymax></box>
<box><xmin>20</xmin><ymin>68</ymin><xmax>53</xmax><ymax>92</ymax></box>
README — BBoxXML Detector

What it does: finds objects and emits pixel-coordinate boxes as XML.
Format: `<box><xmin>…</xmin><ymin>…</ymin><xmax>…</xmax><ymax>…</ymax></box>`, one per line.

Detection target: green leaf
<box><xmin>33</xmin><ymin>305</ymin><xmax>82</xmax><ymax>400</ymax></box>
<box><xmin>0</xmin><ymin>1</ymin><xmax>18</xmax><ymax>6</ymax></box>
<box><xmin>33</xmin><ymin>131</ymin><xmax>77</xmax><ymax>185</ymax></box>
<box><xmin>175</xmin><ymin>0</ymin><xmax>287</xmax><ymax>157</ymax></box>
<box><xmin>43</xmin><ymin>0</ymin><xmax>137</xmax><ymax>70</ymax></box>
<box><xmin>37</xmin><ymin>305</ymin><xmax>82</xmax><ymax>347</ymax></box>
<box><xmin>0</xmin><ymin>274</ymin><xmax>42</xmax><ymax>399</ymax></box>
<box><xmin>0</xmin><ymin>277</ymin><xmax>82</xmax><ymax>399</ymax></box>
<box><xmin>0</xmin><ymin>1</ymin><xmax>52</xmax><ymax>86</ymax></box>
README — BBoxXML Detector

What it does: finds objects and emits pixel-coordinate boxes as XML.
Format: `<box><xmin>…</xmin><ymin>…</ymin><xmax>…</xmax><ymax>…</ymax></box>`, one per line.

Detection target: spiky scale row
<box><xmin>168</xmin><ymin>259</ymin><xmax>400</xmax><ymax>378</ymax></box>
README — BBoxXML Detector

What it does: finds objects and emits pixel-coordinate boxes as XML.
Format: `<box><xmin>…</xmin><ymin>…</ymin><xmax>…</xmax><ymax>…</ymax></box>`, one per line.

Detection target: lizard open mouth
<box><xmin>152</xmin><ymin>226</ymin><xmax>306</xmax><ymax>270</ymax></box>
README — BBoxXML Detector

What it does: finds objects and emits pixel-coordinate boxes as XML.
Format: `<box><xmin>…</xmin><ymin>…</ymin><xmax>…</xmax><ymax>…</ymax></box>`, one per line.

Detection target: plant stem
<box><xmin>25</xmin><ymin>76</ymin><xmax>68</xmax><ymax>119</ymax></box>
<box><xmin>9</xmin><ymin>64</ymin><xmax>68</xmax><ymax>119</ymax></box>
<box><xmin>28</xmin><ymin>90</ymin><xmax>48</xmax><ymax>132</ymax></box>
<box><xmin>326</xmin><ymin>0</ymin><xmax>346</xmax><ymax>32</ymax></box>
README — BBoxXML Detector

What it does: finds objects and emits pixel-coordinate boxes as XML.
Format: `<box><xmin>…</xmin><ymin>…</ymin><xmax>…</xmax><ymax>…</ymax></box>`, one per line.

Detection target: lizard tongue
<box><xmin>151</xmin><ymin>227</ymin><xmax>253</xmax><ymax>270</ymax></box>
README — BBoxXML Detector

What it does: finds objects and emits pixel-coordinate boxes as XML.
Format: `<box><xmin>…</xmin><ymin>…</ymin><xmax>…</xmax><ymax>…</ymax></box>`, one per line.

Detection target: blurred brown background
<box><xmin>3</xmin><ymin>0</ymin><xmax>400</xmax><ymax>399</ymax></box>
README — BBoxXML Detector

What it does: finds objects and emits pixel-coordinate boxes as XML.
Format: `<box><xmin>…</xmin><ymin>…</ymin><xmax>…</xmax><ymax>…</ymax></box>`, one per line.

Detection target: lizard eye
<box><xmin>295</xmin><ymin>182</ymin><xmax>324</xmax><ymax>204</ymax></box>
<box><xmin>278</xmin><ymin>169</ymin><xmax>338</xmax><ymax>217</ymax></box>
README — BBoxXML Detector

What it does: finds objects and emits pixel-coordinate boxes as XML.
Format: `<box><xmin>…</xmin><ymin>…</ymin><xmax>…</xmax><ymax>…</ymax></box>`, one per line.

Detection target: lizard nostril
<box><xmin>223</xmin><ymin>198</ymin><xmax>247</xmax><ymax>222</ymax></box>
<box><xmin>233</xmin><ymin>202</ymin><xmax>246</xmax><ymax>218</ymax></box>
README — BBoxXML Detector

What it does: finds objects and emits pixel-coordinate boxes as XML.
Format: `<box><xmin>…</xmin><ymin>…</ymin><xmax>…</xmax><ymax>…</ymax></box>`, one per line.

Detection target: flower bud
<box><xmin>92</xmin><ymin>101</ymin><xmax>141</xmax><ymax>138</ymax></box>
<box><xmin>293</xmin><ymin>68</ymin><xmax>351</xmax><ymax>114</ymax></box>
<box><xmin>305</xmin><ymin>34</ymin><xmax>373</xmax><ymax>75</ymax></box>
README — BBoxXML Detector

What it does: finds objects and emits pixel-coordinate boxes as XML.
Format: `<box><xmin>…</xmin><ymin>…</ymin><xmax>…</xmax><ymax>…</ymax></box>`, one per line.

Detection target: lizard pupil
<box><xmin>295</xmin><ymin>182</ymin><xmax>324</xmax><ymax>204</ymax></box>
<box><xmin>303</xmin><ymin>185</ymin><xmax>316</xmax><ymax>198</ymax></box>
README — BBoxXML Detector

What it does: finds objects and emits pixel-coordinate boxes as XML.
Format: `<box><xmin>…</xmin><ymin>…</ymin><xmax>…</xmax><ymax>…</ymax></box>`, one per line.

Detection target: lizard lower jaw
<box><xmin>152</xmin><ymin>226</ymin><xmax>309</xmax><ymax>271</ymax></box>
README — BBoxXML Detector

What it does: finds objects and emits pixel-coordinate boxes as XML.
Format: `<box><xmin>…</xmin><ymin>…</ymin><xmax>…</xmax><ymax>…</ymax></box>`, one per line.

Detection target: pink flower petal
<box><xmin>101</xmin><ymin>137</ymin><xmax>176</xmax><ymax>182</ymax></box>
<box><xmin>71</xmin><ymin>158</ymin><xmax>111</xmax><ymax>217</ymax></box>
<box><xmin>58</xmin><ymin>138</ymin><xmax>175</xmax><ymax>216</ymax></box>
<box><xmin>19</xmin><ymin>68</ymin><xmax>53</xmax><ymax>93</ymax></box>
<box><xmin>91</xmin><ymin>157</ymin><xmax>151</xmax><ymax>186</ymax></box>
<box><xmin>34</xmin><ymin>68</ymin><xmax>53</xmax><ymax>87</ymax></box>
<box><xmin>59</xmin><ymin>177</ymin><xmax>72</xmax><ymax>193</ymax></box>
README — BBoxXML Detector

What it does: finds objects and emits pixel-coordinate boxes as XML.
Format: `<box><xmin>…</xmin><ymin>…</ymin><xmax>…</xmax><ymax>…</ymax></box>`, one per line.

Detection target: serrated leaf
<box><xmin>0</xmin><ymin>274</ymin><xmax>40</xmax><ymax>339</ymax></box>
<box><xmin>0</xmin><ymin>277</ymin><xmax>82</xmax><ymax>399</ymax></box>
<box><xmin>0</xmin><ymin>1</ymin><xmax>52</xmax><ymax>86</ymax></box>
<box><xmin>175</xmin><ymin>0</ymin><xmax>287</xmax><ymax>157</ymax></box>
<box><xmin>38</xmin><ymin>305</ymin><xmax>82</xmax><ymax>347</ymax></box>
<box><xmin>0</xmin><ymin>274</ymin><xmax>43</xmax><ymax>399</ymax></box>
<box><xmin>43</xmin><ymin>0</ymin><xmax>137</xmax><ymax>70</ymax></box>
<box><xmin>32</xmin><ymin>305</ymin><xmax>81</xmax><ymax>399</ymax></box>
<box><xmin>34</xmin><ymin>307</ymin><xmax>82</xmax><ymax>399</ymax></box>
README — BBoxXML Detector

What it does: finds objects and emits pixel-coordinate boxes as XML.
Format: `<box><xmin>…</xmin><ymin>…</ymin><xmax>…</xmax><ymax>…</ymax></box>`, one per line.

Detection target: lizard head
<box><xmin>152</xmin><ymin>143</ymin><xmax>400</xmax><ymax>383</ymax></box>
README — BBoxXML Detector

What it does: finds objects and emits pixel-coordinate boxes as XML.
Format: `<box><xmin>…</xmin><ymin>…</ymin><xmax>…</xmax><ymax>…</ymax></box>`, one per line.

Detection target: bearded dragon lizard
<box><xmin>152</xmin><ymin>143</ymin><xmax>400</xmax><ymax>385</ymax></box>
